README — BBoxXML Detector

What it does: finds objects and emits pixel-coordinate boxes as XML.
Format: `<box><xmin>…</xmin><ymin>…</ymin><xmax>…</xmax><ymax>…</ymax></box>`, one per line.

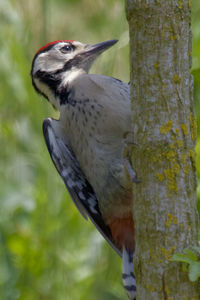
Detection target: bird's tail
<box><xmin>122</xmin><ymin>246</ymin><xmax>136</xmax><ymax>300</ymax></box>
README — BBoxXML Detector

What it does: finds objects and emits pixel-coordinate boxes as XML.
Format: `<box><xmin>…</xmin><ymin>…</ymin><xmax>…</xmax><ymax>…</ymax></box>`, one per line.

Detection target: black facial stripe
<box><xmin>55</xmin><ymin>54</ymin><xmax>86</xmax><ymax>74</ymax></box>
<box><xmin>35</xmin><ymin>70</ymin><xmax>61</xmax><ymax>91</ymax></box>
<box><xmin>54</xmin><ymin>58</ymin><xmax>76</xmax><ymax>74</ymax></box>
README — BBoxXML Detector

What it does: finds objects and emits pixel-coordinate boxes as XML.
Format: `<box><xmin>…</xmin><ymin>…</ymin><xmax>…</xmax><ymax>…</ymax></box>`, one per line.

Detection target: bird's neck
<box><xmin>54</xmin><ymin>68</ymin><xmax>87</xmax><ymax>108</ymax></box>
<box><xmin>60</xmin><ymin>67</ymin><xmax>87</xmax><ymax>87</ymax></box>
<box><xmin>35</xmin><ymin>68</ymin><xmax>87</xmax><ymax>110</ymax></box>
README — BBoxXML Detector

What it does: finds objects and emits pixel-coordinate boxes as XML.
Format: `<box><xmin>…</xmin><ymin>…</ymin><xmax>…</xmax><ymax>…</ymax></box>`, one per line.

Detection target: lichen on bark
<box><xmin>125</xmin><ymin>0</ymin><xmax>199</xmax><ymax>299</ymax></box>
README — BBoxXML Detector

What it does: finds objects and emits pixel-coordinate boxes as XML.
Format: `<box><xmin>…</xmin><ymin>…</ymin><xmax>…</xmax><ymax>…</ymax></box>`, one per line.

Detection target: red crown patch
<box><xmin>36</xmin><ymin>40</ymin><xmax>74</xmax><ymax>54</ymax></box>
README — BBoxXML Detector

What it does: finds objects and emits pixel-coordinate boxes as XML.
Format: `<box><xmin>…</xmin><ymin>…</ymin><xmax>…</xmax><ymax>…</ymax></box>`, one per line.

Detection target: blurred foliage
<box><xmin>0</xmin><ymin>0</ymin><xmax>199</xmax><ymax>299</ymax></box>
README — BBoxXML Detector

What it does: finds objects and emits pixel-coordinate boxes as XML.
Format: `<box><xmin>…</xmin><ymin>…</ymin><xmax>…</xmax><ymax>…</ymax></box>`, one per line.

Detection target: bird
<box><xmin>31</xmin><ymin>39</ymin><xmax>136</xmax><ymax>299</ymax></box>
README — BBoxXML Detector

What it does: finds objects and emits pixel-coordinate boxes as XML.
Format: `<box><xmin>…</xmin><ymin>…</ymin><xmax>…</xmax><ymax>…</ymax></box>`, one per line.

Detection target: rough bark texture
<box><xmin>125</xmin><ymin>0</ymin><xmax>199</xmax><ymax>299</ymax></box>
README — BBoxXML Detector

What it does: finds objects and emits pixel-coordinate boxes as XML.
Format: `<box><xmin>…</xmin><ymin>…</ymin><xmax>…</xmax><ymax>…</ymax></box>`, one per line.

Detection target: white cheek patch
<box><xmin>40</xmin><ymin>55</ymin><xmax>65</xmax><ymax>73</ymax></box>
<box><xmin>33</xmin><ymin>52</ymin><xmax>65</xmax><ymax>74</ymax></box>
<box><xmin>44</xmin><ymin>58</ymin><xmax>64</xmax><ymax>72</ymax></box>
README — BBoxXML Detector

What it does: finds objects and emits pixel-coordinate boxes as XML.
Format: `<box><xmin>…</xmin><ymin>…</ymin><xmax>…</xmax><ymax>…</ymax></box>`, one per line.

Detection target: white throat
<box><xmin>61</xmin><ymin>67</ymin><xmax>86</xmax><ymax>86</ymax></box>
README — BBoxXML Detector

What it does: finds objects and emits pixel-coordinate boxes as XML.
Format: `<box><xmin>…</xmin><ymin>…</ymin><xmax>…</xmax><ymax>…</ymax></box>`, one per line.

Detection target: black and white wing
<box><xmin>43</xmin><ymin>118</ymin><xmax>121</xmax><ymax>257</ymax></box>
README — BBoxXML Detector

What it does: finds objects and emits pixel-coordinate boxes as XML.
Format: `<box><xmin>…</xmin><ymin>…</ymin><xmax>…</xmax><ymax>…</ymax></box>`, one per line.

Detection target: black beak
<box><xmin>85</xmin><ymin>39</ymin><xmax>118</xmax><ymax>56</ymax></box>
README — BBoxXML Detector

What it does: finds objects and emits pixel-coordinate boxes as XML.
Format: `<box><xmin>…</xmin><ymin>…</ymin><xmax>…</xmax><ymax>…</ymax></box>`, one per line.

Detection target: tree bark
<box><xmin>125</xmin><ymin>0</ymin><xmax>199</xmax><ymax>299</ymax></box>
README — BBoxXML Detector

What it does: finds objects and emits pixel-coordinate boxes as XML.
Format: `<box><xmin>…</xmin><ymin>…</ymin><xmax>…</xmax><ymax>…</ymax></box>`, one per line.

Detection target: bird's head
<box><xmin>31</xmin><ymin>39</ymin><xmax>118</xmax><ymax>108</ymax></box>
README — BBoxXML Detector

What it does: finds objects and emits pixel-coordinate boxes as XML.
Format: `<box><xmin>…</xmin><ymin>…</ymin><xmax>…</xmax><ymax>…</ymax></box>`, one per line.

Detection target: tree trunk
<box><xmin>125</xmin><ymin>0</ymin><xmax>199</xmax><ymax>299</ymax></box>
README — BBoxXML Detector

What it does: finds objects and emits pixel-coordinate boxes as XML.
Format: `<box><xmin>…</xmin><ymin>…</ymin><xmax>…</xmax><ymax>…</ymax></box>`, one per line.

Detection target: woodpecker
<box><xmin>31</xmin><ymin>39</ymin><xmax>136</xmax><ymax>299</ymax></box>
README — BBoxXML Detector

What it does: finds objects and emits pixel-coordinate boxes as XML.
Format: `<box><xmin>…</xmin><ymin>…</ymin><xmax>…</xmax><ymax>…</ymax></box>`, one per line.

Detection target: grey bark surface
<box><xmin>125</xmin><ymin>0</ymin><xmax>199</xmax><ymax>299</ymax></box>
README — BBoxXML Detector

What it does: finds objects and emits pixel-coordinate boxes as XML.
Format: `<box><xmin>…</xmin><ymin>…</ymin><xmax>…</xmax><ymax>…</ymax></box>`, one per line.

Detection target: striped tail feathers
<box><xmin>122</xmin><ymin>247</ymin><xmax>136</xmax><ymax>300</ymax></box>
<box><xmin>108</xmin><ymin>216</ymin><xmax>136</xmax><ymax>298</ymax></box>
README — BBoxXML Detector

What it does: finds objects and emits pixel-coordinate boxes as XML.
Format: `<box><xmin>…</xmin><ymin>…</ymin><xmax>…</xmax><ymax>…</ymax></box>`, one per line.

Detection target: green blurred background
<box><xmin>0</xmin><ymin>0</ymin><xmax>199</xmax><ymax>299</ymax></box>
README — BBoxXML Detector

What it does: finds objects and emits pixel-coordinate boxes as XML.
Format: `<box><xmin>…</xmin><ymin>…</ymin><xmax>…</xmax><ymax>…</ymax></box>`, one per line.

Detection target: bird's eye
<box><xmin>60</xmin><ymin>45</ymin><xmax>73</xmax><ymax>53</ymax></box>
